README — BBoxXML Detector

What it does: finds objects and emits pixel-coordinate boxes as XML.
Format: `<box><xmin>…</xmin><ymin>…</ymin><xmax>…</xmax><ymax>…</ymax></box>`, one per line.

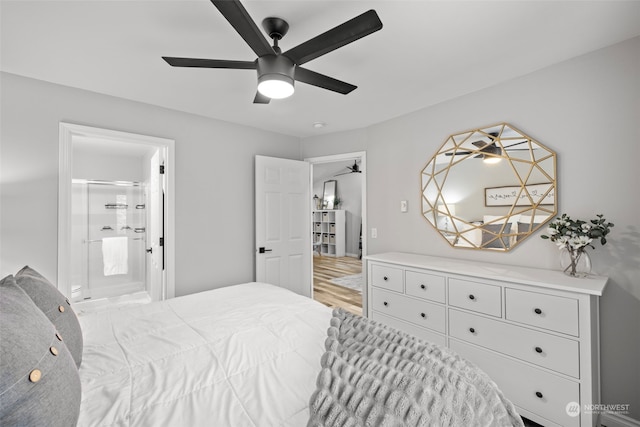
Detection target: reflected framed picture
<box><xmin>485</xmin><ymin>183</ymin><xmax>555</xmax><ymax>207</ymax></box>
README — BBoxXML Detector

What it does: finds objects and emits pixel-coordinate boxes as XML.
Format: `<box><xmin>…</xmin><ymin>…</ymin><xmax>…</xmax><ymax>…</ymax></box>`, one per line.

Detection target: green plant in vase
<box><xmin>541</xmin><ymin>214</ymin><xmax>614</xmax><ymax>277</ymax></box>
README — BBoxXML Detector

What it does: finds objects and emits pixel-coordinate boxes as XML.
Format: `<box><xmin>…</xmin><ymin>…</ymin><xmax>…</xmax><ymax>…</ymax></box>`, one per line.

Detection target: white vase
<box><xmin>559</xmin><ymin>247</ymin><xmax>592</xmax><ymax>278</ymax></box>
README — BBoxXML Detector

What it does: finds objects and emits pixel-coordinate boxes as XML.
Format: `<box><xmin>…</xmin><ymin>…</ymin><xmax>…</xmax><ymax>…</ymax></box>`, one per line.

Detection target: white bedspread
<box><xmin>77</xmin><ymin>283</ymin><xmax>332</xmax><ymax>427</ymax></box>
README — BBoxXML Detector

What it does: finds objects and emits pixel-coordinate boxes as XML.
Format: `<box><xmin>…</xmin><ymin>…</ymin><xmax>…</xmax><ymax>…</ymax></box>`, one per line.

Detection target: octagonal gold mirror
<box><xmin>421</xmin><ymin>123</ymin><xmax>557</xmax><ymax>251</ymax></box>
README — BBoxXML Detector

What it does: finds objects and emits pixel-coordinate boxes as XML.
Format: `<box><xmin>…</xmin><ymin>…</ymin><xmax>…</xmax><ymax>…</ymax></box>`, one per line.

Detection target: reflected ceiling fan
<box><xmin>335</xmin><ymin>161</ymin><xmax>362</xmax><ymax>176</ymax></box>
<box><xmin>445</xmin><ymin>132</ymin><xmax>528</xmax><ymax>159</ymax></box>
<box><xmin>163</xmin><ymin>0</ymin><xmax>383</xmax><ymax>104</ymax></box>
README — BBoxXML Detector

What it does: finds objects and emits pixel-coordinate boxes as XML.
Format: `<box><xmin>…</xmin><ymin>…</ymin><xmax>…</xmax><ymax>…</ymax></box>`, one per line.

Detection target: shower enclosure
<box><xmin>71</xmin><ymin>179</ymin><xmax>147</xmax><ymax>301</ymax></box>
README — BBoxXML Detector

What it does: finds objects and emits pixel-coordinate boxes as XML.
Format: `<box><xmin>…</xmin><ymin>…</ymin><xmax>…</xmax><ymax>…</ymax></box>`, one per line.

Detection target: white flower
<box><xmin>547</xmin><ymin>227</ymin><xmax>559</xmax><ymax>236</ymax></box>
<box><xmin>569</xmin><ymin>235</ymin><xmax>592</xmax><ymax>249</ymax></box>
<box><xmin>555</xmin><ymin>236</ymin><xmax>570</xmax><ymax>248</ymax></box>
<box><xmin>581</xmin><ymin>223</ymin><xmax>592</xmax><ymax>231</ymax></box>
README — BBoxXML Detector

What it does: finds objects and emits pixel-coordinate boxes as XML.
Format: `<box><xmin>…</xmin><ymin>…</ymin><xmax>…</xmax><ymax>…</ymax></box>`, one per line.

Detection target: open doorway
<box><xmin>58</xmin><ymin>123</ymin><xmax>175</xmax><ymax>310</ymax></box>
<box><xmin>306</xmin><ymin>152</ymin><xmax>366</xmax><ymax>315</ymax></box>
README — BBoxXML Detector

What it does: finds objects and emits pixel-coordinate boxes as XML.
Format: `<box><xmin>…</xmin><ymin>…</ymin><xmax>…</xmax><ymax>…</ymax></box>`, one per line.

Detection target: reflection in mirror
<box><xmin>322</xmin><ymin>180</ymin><xmax>337</xmax><ymax>209</ymax></box>
<box><xmin>421</xmin><ymin>123</ymin><xmax>557</xmax><ymax>251</ymax></box>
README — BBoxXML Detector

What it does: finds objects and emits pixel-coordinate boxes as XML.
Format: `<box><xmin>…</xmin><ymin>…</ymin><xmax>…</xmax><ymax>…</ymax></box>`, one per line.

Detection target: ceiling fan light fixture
<box><xmin>257</xmin><ymin>75</ymin><xmax>294</xmax><ymax>99</ymax></box>
<box><xmin>257</xmin><ymin>55</ymin><xmax>295</xmax><ymax>99</ymax></box>
<box><xmin>483</xmin><ymin>156</ymin><xmax>502</xmax><ymax>164</ymax></box>
<box><xmin>481</xmin><ymin>144</ymin><xmax>502</xmax><ymax>164</ymax></box>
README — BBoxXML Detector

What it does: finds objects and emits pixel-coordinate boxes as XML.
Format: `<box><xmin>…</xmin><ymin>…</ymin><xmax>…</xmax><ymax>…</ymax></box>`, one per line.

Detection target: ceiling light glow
<box><xmin>257</xmin><ymin>75</ymin><xmax>294</xmax><ymax>99</ymax></box>
<box><xmin>483</xmin><ymin>156</ymin><xmax>502</xmax><ymax>164</ymax></box>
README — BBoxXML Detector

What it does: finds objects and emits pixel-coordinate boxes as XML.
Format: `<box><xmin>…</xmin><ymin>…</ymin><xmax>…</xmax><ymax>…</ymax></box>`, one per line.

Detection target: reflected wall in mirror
<box><xmin>322</xmin><ymin>180</ymin><xmax>337</xmax><ymax>209</ymax></box>
<box><xmin>421</xmin><ymin>123</ymin><xmax>557</xmax><ymax>251</ymax></box>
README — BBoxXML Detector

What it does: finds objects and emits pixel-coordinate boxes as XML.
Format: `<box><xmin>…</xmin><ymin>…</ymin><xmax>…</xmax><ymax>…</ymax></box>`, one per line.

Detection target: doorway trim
<box><xmin>58</xmin><ymin>122</ymin><xmax>175</xmax><ymax>300</ymax></box>
<box><xmin>304</xmin><ymin>151</ymin><xmax>367</xmax><ymax>313</ymax></box>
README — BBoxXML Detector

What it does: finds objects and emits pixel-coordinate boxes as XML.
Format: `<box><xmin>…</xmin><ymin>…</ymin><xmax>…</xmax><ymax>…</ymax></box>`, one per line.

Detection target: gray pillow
<box><xmin>15</xmin><ymin>266</ymin><xmax>83</xmax><ymax>368</ymax></box>
<box><xmin>0</xmin><ymin>275</ymin><xmax>81</xmax><ymax>426</ymax></box>
<box><xmin>481</xmin><ymin>222</ymin><xmax>512</xmax><ymax>249</ymax></box>
<box><xmin>516</xmin><ymin>222</ymin><xmax>540</xmax><ymax>242</ymax></box>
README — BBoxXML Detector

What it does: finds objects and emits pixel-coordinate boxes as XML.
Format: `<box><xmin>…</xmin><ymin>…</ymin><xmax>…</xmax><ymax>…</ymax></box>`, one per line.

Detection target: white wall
<box><xmin>302</xmin><ymin>37</ymin><xmax>640</xmax><ymax>421</ymax></box>
<box><xmin>72</xmin><ymin>147</ymin><xmax>146</xmax><ymax>183</ymax></box>
<box><xmin>0</xmin><ymin>72</ymin><xmax>301</xmax><ymax>297</ymax></box>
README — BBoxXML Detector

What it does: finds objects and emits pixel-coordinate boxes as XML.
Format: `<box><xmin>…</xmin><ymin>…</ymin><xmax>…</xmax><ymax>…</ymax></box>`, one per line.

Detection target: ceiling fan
<box><xmin>445</xmin><ymin>132</ymin><xmax>529</xmax><ymax>159</ymax></box>
<box><xmin>335</xmin><ymin>161</ymin><xmax>362</xmax><ymax>176</ymax></box>
<box><xmin>162</xmin><ymin>0</ymin><xmax>383</xmax><ymax>104</ymax></box>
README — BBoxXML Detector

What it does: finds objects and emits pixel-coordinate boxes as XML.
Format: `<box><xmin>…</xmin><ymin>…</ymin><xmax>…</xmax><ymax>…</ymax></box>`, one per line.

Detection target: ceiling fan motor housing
<box><xmin>256</xmin><ymin>55</ymin><xmax>295</xmax><ymax>98</ymax></box>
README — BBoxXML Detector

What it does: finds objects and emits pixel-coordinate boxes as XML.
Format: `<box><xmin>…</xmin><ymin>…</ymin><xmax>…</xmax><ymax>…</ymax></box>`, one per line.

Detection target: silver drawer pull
<box><xmin>420</xmin><ymin>312</ymin><xmax>426</xmax><ymax>318</ymax></box>
<box><xmin>469</xmin><ymin>327</ymin><xmax>476</xmax><ymax>334</ymax></box>
<box><xmin>535</xmin><ymin>346</ymin><xmax>543</xmax><ymax>354</ymax></box>
<box><xmin>534</xmin><ymin>308</ymin><xmax>543</xmax><ymax>315</ymax></box>
<box><xmin>383</xmin><ymin>301</ymin><xmax>388</xmax><ymax>307</ymax></box>
<box><xmin>468</xmin><ymin>294</ymin><xmax>476</xmax><ymax>300</ymax></box>
<box><xmin>420</xmin><ymin>284</ymin><xmax>426</xmax><ymax>290</ymax></box>
<box><xmin>535</xmin><ymin>391</ymin><xmax>544</xmax><ymax>399</ymax></box>
<box><xmin>383</xmin><ymin>276</ymin><xmax>388</xmax><ymax>281</ymax></box>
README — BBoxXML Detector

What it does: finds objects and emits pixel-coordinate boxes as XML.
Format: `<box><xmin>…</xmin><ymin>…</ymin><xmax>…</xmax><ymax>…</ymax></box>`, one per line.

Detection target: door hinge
<box><xmin>159</xmin><ymin>237</ymin><xmax>164</xmax><ymax>247</ymax></box>
<box><xmin>159</xmin><ymin>165</ymin><xmax>165</xmax><ymax>174</ymax></box>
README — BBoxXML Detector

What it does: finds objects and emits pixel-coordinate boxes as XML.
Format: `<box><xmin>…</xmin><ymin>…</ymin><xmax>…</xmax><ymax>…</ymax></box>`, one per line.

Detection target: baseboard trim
<box><xmin>600</xmin><ymin>413</ymin><xmax>640</xmax><ymax>427</ymax></box>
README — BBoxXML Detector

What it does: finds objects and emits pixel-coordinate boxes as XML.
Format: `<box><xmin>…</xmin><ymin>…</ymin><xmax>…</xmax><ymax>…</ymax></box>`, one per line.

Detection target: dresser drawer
<box><xmin>371</xmin><ymin>288</ymin><xmax>445</xmax><ymax>333</ymax></box>
<box><xmin>449</xmin><ymin>309</ymin><xmax>579</xmax><ymax>378</ymax></box>
<box><xmin>405</xmin><ymin>270</ymin><xmax>446</xmax><ymax>303</ymax></box>
<box><xmin>451</xmin><ymin>339</ymin><xmax>579</xmax><ymax>427</ymax></box>
<box><xmin>372</xmin><ymin>312</ymin><xmax>446</xmax><ymax>347</ymax></box>
<box><xmin>370</xmin><ymin>264</ymin><xmax>403</xmax><ymax>292</ymax></box>
<box><xmin>506</xmin><ymin>288</ymin><xmax>579</xmax><ymax>337</ymax></box>
<box><xmin>448</xmin><ymin>278</ymin><xmax>501</xmax><ymax>317</ymax></box>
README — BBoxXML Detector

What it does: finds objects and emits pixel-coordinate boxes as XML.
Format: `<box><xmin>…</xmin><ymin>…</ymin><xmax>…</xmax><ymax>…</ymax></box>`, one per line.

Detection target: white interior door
<box><xmin>147</xmin><ymin>149</ymin><xmax>165</xmax><ymax>301</ymax></box>
<box><xmin>255</xmin><ymin>155</ymin><xmax>311</xmax><ymax>297</ymax></box>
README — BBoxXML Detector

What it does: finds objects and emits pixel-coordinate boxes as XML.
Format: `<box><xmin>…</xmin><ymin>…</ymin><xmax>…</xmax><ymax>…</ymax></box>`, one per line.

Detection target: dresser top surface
<box><xmin>365</xmin><ymin>252</ymin><xmax>608</xmax><ymax>296</ymax></box>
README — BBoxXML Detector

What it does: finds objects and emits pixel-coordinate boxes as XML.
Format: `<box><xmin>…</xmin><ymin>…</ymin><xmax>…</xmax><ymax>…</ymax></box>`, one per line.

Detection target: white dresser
<box><xmin>366</xmin><ymin>252</ymin><xmax>608</xmax><ymax>427</ymax></box>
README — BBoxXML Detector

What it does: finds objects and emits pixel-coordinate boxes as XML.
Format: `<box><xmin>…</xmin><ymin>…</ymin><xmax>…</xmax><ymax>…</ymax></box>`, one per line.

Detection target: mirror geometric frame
<box><xmin>421</xmin><ymin>123</ymin><xmax>557</xmax><ymax>251</ymax></box>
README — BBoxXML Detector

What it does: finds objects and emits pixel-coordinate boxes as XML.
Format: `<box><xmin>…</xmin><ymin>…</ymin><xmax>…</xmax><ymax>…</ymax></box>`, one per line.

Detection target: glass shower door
<box><xmin>71</xmin><ymin>180</ymin><xmax>146</xmax><ymax>301</ymax></box>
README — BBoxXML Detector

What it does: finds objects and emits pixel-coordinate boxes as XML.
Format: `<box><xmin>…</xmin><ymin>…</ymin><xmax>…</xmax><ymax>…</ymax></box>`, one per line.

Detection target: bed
<box><xmin>1</xmin><ymin>267</ymin><xmax>523</xmax><ymax>427</ymax></box>
<box><xmin>77</xmin><ymin>282</ymin><xmax>331</xmax><ymax>426</ymax></box>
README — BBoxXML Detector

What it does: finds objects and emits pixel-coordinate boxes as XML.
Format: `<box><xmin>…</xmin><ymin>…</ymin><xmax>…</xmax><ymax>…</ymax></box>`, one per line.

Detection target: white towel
<box><xmin>102</xmin><ymin>237</ymin><xmax>128</xmax><ymax>276</ymax></box>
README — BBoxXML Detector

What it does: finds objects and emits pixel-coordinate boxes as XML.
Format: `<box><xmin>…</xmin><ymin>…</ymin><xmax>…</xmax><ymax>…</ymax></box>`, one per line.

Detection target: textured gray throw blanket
<box><xmin>308</xmin><ymin>309</ymin><xmax>524</xmax><ymax>427</ymax></box>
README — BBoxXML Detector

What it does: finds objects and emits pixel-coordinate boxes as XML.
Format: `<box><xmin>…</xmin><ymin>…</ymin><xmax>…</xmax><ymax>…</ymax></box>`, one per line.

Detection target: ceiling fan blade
<box><xmin>471</xmin><ymin>141</ymin><xmax>488</xmax><ymax>148</ymax></box>
<box><xmin>445</xmin><ymin>151</ymin><xmax>473</xmax><ymax>156</ymax></box>
<box><xmin>210</xmin><ymin>0</ymin><xmax>275</xmax><ymax>57</ymax></box>
<box><xmin>284</xmin><ymin>9</ymin><xmax>382</xmax><ymax>66</ymax></box>
<box><xmin>163</xmin><ymin>57</ymin><xmax>256</xmax><ymax>69</ymax></box>
<box><xmin>502</xmin><ymin>140</ymin><xmax>528</xmax><ymax>149</ymax></box>
<box><xmin>295</xmin><ymin>67</ymin><xmax>356</xmax><ymax>94</ymax></box>
<box><xmin>253</xmin><ymin>91</ymin><xmax>271</xmax><ymax>104</ymax></box>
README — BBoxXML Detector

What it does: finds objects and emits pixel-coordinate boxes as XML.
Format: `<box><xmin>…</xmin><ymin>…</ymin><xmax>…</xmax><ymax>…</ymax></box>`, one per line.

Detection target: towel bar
<box><xmin>86</xmin><ymin>237</ymin><xmax>143</xmax><ymax>243</ymax></box>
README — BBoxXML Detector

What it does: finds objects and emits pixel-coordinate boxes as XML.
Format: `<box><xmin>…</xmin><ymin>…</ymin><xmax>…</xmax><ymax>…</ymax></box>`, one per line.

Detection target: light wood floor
<box><xmin>313</xmin><ymin>256</ymin><xmax>363</xmax><ymax>316</ymax></box>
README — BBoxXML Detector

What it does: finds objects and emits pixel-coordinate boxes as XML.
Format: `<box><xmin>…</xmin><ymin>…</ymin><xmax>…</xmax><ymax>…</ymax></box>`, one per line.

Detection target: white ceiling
<box><xmin>2</xmin><ymin>1</ymin><xmax>639</xmax><ymax>138</ymax></box>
